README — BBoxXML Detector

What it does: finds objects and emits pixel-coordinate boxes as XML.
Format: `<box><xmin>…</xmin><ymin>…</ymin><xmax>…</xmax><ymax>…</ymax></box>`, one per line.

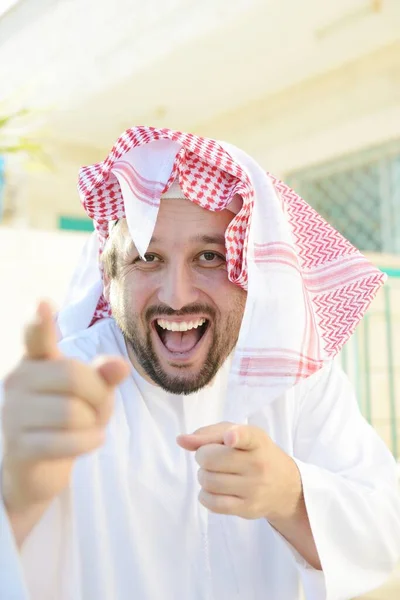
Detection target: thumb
<box><xmin>24</xmin><ymin>300</ymin><xmax>61</xmax><ymax>360</ymax></box>
<box><xmin>93</xmin><ymin>356</ymin><xmax>130</xmax><ymax>388</ymax></box>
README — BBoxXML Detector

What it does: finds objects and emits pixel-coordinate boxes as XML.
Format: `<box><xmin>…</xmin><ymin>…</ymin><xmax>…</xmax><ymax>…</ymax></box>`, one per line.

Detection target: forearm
<box><xmin>1</xmin><ymin>468</ymin><xmax>51</xmax><ymax>548</ymax></box>
<box><xmin>5</xmin><ymin>502</ymin><xmax>50</xmax><ymax>549</ymax></box>
<box><xmin>267</xmin><ymin>458</ymin><xmax>321</xmax><ymax>570</ymax></box>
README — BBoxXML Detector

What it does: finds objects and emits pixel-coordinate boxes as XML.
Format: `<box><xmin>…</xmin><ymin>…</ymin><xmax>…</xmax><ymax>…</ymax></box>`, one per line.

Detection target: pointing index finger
<box><xmin>177</xmin><ymin>422</ymin><xmax>234</xmax><ymax>451</ymax></box>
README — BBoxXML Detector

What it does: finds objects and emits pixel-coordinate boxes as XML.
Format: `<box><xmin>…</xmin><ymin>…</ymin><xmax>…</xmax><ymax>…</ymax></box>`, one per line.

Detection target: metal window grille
<box><xmin>287</xmin><ymin>144</ymin><xmax>400</xmax><ymax>458</ymax></box>
<box><xmin>339</xmin><ymin>269</ymin><xmax>400</xmax><ymax>460</ymax></box>
<box><xmin>287</xmin><ymin>142</ymin><xmax>400</xmax><ymax>255</ymax></box>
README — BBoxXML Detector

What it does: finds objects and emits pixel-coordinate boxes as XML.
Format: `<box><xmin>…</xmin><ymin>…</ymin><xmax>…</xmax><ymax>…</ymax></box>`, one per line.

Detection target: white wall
<box><xmin>1</xmin><ymin>0</ymin><xmax>399</xmax><ymax>150</ymax></box>
<box><xmin>4</xmin><ymin>37</ymin><xmax>399</xmax><ymax>230</ymax></box>
<box><xmin>198</xmin><ymin>41</ymin><xmax>400</xmax><ymax>177</ymax></box>
<box><xmin>0</xmin><ymin>227</ymin><xmax>89</xmax><ymax>377</ymax></box>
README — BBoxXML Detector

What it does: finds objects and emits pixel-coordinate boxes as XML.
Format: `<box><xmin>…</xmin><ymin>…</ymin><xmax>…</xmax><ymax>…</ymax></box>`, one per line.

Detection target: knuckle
<box><xmin>195</xmin><ymin>447</ymin><xmax>212</xmax><ymax>469</ymax></box>
<box><xmin>197</xmin><ymin>468</ymin><xmax>205</xmax><ymax>485</ymax></box>
<box><xmin>195</xmin><ymin>447</ymin><xmax>205</xmax><ymax>467</ymax></box>
<box><xmin>198</xmin><ymin>489</ymin><xmax>216</xmax><ymax>512</ymax></box>
<box><xmin>197</xmin><ymin>469</ymin><xmax>213</xmax><ymax>491</ymax></box>
<box><xmin>251</xmin><ymin>455</ymin><xmax>269</xmax><ymax>476</ymax></box>
<box><xmin>198</xmin><ymin>488</ymin><xmax>207</xmax><ymax>506</ymax></box>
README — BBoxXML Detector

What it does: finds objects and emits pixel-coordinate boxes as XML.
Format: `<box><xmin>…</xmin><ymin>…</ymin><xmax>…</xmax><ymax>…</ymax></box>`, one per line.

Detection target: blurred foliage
<box><xmin>0</xmin><ymin>104</ymin><xmax>52</xmax><ymax>171</ymax></box>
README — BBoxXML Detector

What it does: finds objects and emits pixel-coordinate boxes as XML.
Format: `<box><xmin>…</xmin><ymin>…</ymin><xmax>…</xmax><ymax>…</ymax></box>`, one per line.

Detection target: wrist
<box><xmin>1</xmin><ymin>463</ymin><xmax>50</xmax><ymax>522</ymax></box>
<box><xmin>266</xmin><ymin>456</ymin><xmax>303</xmax><ymax>527</ymax></box>
<box><xmin>1</xmin><ymin>470</ymin><xmax>51</xmax><ymax>548</ymax></box>
<box><xmin>264</xmin><ymin>458</ymin><xmax>322</xmax><ymax>571</ymax></box>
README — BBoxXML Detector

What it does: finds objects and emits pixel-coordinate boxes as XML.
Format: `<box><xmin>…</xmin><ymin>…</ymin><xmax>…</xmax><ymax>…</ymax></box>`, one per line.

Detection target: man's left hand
<box><xmin>177</xmin><ymin>423</ymin><xmax>302</xmax><ymax>523</ymax></box>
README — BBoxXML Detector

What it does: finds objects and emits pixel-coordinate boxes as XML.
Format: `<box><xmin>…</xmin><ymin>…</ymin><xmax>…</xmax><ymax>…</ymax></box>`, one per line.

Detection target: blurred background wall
<box><xmin>1</xmin><ymin>1</ymin><xmax>400</xmax><ymax>597</ymax></box>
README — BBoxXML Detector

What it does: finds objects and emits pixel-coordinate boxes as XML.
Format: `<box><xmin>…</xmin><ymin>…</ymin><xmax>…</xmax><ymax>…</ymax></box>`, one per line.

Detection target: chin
<box><xmin>150</xmin><ymin>359</ymin><xmax>218</xmax><ymax>395</ymax></box>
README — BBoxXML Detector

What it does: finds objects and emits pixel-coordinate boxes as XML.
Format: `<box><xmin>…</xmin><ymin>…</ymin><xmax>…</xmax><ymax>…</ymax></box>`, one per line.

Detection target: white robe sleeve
<box><xmin>0</xmin><ymin>378</ymin><xmax>77</xmax><ymax>600</ymax></box>
<box><xmin>292</xmin><ymin>361</ymin><xmax>400</xmax><ymax>600</ymax></box>
<box><xmin>0</xmin><ymin>483</ymin><xmax>77</xmax><ymax>600</ymax></box>
<box><xmin>0</xmin><ymin>337</ymin><xmax>88</xmax><ymax>600</ymax></box>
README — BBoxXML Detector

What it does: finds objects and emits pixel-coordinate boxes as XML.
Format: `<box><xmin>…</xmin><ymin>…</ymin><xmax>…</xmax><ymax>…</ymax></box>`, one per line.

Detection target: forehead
<box><xmin>156</xmin><ymin>197</ymin><xmax>233</xmax><ymax>230</ymax></box>
<box><xmin>118</xmin><ymin>198</ymin><xmax>234</xmax><ymax>251</ymax></box>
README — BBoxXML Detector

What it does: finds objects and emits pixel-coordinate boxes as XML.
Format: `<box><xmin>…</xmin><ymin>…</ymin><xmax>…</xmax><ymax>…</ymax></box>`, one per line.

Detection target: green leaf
<box><xmin>0</xmin><ymin>109</ymin><xmax>30</xmax><ymax>129</ymax></box>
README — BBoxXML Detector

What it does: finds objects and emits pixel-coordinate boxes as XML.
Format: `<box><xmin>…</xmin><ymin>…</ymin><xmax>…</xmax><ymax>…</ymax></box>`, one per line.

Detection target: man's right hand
<box><xmin>1</xmin><ymin>301</ymin><xmax>129</xmax><ymax>543</ymax></box>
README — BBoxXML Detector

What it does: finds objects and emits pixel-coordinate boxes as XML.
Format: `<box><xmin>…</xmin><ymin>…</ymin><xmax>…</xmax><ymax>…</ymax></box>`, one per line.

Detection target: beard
<box><xmin>112</xmin><ymin>302</ymin><xmax>244</xmax><ymax>395</ymax></box>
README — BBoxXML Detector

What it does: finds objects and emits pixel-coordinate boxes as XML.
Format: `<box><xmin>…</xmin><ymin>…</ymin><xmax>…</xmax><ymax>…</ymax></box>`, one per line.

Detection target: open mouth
<box><xmin>153</xmin><ymin>318</ymin><xmax>210</xmax><ymax>355</ymax></box>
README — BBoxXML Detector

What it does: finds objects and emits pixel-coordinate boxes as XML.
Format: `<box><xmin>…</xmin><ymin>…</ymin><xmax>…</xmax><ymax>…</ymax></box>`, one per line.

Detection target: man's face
<box><xmin>104</xmin><ymin>198</ymin><xmax>247</xmax><ymax>394</ymax></box>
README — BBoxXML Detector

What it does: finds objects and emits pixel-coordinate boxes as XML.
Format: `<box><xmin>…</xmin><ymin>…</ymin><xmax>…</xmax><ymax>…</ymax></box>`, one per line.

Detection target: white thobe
<box><xmin>1</xmin><ymin>317</ymin><xmax>400</xmax><ymax>600</ymax></box>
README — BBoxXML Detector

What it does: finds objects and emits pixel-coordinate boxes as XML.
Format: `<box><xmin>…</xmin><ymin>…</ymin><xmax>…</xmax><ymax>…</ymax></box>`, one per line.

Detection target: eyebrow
<box><xmin>149</xmin><ymin>234</ymin><xmax>226</xmax><ymax>246</ymax></box>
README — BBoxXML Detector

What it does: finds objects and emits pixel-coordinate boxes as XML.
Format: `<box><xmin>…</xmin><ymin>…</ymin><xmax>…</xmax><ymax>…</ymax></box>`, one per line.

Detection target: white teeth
<box><xmin>156</xmin><ymin>318</ymin><xmax>206</xmax><ymax>331</ymax></box>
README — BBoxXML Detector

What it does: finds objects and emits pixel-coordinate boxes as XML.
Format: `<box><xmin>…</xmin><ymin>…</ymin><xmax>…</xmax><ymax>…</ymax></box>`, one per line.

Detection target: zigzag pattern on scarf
<box><xmin>313</xmin><ymin>274</ymin><xmax>384</xmax><ymax>356</ymax></box>
<box><xmin>269</xmin><ymin>175</ymin><xmax>358</xmax><ymax>270</ymax></box>
<box><xmin>77</xmin><ymin>126</ymin><xmax>385</xmax><ymax>365</ymax></box>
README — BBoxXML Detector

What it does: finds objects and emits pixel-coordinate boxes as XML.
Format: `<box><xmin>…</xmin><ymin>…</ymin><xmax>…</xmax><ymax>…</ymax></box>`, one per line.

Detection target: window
<box><xmin>287</xmin><ymin>142</ymin><xmax>400</xmax><ymax>255</ymax></box>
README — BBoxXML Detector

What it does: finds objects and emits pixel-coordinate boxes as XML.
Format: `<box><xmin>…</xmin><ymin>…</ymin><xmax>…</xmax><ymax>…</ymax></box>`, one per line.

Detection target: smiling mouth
<box><xmin>154</xmin><ymin>319</ymin><xmax>210</xmax><ymax>354</ymax></box>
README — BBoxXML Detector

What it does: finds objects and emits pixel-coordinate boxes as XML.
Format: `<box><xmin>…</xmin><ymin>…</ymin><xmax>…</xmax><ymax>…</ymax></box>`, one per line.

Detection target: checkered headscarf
<box><xmin>58</xmin><ymin>125</ymin><xmax>385</xmax><ymax>411</ymax></box>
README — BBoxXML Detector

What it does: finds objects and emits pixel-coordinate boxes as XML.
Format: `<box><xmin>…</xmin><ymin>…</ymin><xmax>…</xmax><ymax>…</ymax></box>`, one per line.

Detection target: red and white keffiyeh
<box><xmin>57</xmin><ymin>126</ymin><xmax>385</xmax><ymax>413</ymax></box>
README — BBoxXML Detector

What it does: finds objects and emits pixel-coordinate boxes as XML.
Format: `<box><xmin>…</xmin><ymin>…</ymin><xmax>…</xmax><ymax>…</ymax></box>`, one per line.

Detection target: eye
<box><xmin>143</xmin><ymin>253</ymin><xmax>159</xmax><ymax>263</ymax></box>
<box><xmin>198</xmin><ymin>251</ymin><xmax>226</xmax><ymax>266</ymax></box>
<box><xmin>133</xmin><ymin>253</ymin><xmax>161</xmax><ymax>265</ymax></box>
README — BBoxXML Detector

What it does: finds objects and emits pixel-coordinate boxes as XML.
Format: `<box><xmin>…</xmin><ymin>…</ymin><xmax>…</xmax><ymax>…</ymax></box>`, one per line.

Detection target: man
<box><xmin>1</xmin><ymin>126</ymin><xmax>400</xmax><ymax>600</ymax></box>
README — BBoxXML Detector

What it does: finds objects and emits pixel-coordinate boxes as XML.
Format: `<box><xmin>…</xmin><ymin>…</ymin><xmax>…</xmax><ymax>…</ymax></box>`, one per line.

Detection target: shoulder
<box><xmin>294</xmin><ymin>358</ymin><xmax>356</xmax><ymax>416</ymax></box>
<box><xmin>58</xmin><ymin>318</ymin><xmax>124</xmax><ymax>363</ymax></box>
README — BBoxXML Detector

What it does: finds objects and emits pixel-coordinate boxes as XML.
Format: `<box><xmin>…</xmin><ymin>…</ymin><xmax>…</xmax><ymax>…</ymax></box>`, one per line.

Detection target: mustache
<box><xmin>145</xmin><ymin>304</ymin><xmax>216</xmax><ymax>321</ymax></box>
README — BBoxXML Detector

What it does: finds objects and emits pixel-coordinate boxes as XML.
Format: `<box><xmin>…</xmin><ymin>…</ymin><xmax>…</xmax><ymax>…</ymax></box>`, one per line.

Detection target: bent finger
<box><xmin>14</xmin><ymin>393</ymin><xmax>98</xmax><ymax>431</ymax></box>
<box><xmin>197</xmin><ymin>469</ymin><xmax>246</xmax><ymax>497</ymax></box>
<box><xmin>16</xmin><ymin>428</ymin><xmax>106</xmax><ymax>461</ymax></box>
<box><xmin>198</xmin><ymin>489</ymin><xmax>244</xmax><ymax>515</ymax></box>
<box><xmin>195</xmin><ymin>444</ymin><xmax>249</xmax><ymax>473</ymax></box>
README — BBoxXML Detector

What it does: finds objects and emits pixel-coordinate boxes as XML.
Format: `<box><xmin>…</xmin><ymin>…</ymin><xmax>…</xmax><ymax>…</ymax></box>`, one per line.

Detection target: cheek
<box><xmin>226</xmin><ymin>285</ymin><xmax>247</xmax><ymax>318</ymax></box>
<box><xmin>202</xmin><ymin>271</ymin><xmax>247</xmax><ymax>317</ymax></box>
<box><xmin>113</xmin><ymin>272</ymin><xmax>158</xmax><ymax>315</ymax></box>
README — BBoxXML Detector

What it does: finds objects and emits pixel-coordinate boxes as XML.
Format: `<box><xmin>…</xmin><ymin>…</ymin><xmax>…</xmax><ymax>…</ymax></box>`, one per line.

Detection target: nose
<box><xmin>157</xmin><ymin>262</ymin><xmax>199</xmax><ymax>310</ymax></box>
